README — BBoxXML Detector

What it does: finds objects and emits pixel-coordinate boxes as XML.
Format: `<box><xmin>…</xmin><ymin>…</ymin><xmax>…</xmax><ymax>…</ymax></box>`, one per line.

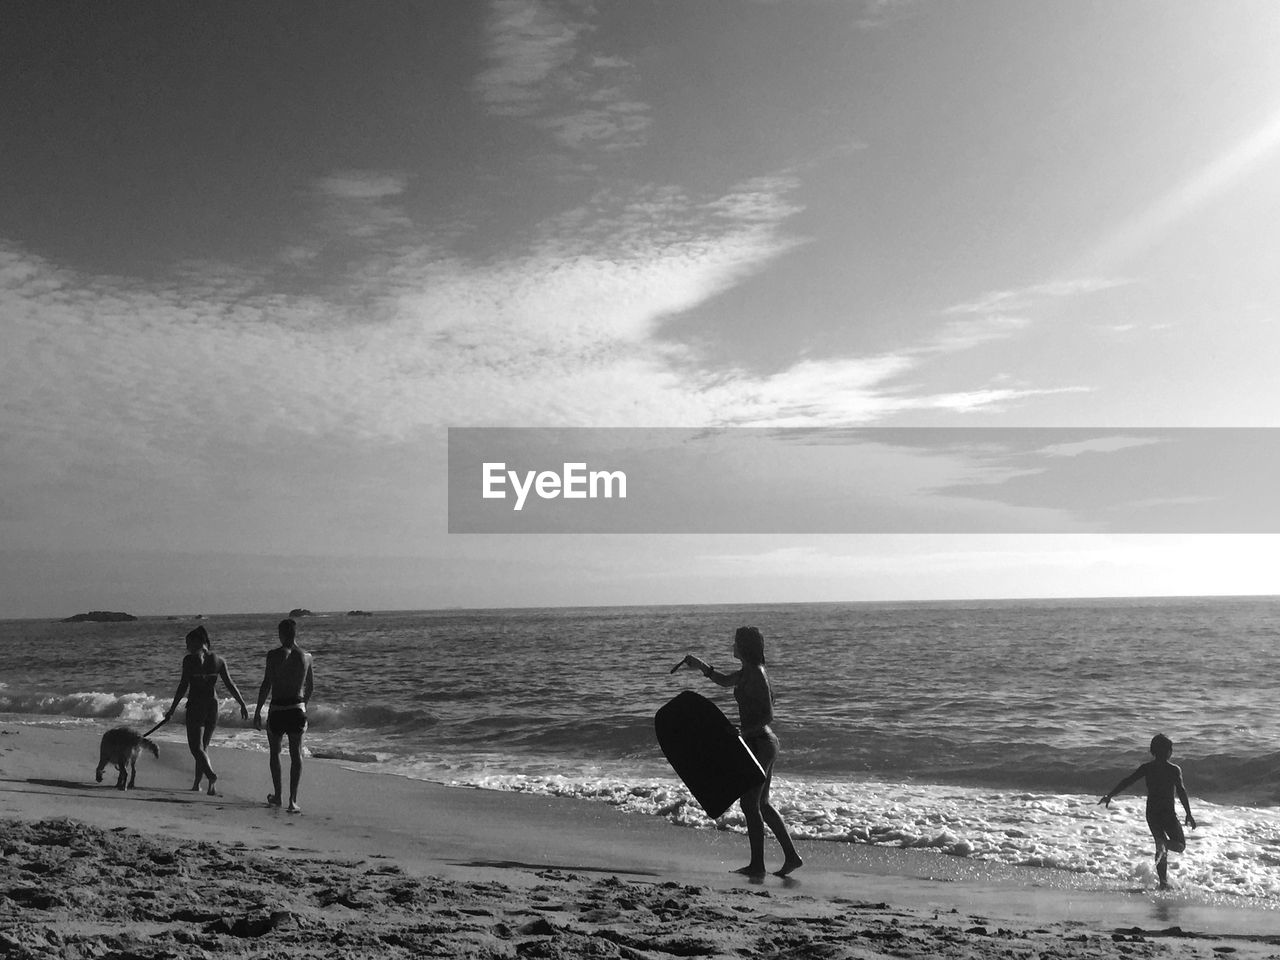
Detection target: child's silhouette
<box><xmin>1098</xmin><ymin>733</ymin><xmax>1197</xmax><ymax>889</ymax></box>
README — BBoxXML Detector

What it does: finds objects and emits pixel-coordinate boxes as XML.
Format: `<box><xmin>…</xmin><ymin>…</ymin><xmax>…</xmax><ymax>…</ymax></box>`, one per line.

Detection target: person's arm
<box><xmin>218</xmin><ymin>657</ymin><xmax>249</xmax><ymax>719</ymax></box>
<box><xmin>1175</xmin><ymin>768</ymin><xmax>1197</xmax><ymax>829</ymax></box>
<box><xmin>302</xmin><ymin>657</ymin><xmax>314</xmax><ymax>705</ymax></box>
<box><xmin>677</xmin><ymin>654</ymin><xmax>740</xmax><ymax>687</ymax></box>
<box><xmin>164</xmin><ymin>657</ymin><xmax>193</xmax><ymax>719</ymax></box>
<box><xmin>1099</xmin><ymin>766</ymin><xmax>1145</xmax><ymax>806</ymax></box>
<box><xmin>253</xmin><ymin>657</ymin><xmax>273</xmax><ymax>730</ymax></box>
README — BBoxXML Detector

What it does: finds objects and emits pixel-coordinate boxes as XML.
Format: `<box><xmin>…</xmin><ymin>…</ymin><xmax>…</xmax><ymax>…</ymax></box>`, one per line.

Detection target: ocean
<box><xmin>3</xmin><ymin>597</ymin><xmax>1280</xmax><ymax>902</ymax></box>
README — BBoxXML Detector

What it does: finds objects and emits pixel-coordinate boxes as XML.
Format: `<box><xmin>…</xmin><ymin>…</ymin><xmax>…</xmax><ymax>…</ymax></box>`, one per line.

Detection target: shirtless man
<box><xmin>253</xmin><ymin>618</ymin><xmax>314</xmax><ymax>813</ymax></box>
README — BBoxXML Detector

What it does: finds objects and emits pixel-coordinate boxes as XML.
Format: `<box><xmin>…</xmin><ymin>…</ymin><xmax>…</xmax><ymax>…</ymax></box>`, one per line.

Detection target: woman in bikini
<box><xmin>679</xmin><ymin>626</ymin><xmax>803</xmax><ymax>878</ymax></box>
<box><xmin>164</xmin><ymin>625</ymin><xmax>248</xmax><ymax>795</ymax></box>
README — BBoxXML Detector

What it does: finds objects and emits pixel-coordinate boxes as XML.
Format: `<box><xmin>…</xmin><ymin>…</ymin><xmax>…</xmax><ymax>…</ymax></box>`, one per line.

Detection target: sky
<box><xmin>4</xmin><ymin>0</ymin><xmax>1280</xmax><ymax>617</ymax></box>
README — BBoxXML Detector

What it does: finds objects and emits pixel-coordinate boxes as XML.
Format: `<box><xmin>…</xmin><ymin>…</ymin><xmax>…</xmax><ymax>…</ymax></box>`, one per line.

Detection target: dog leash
<box><xmin>140</xmin><ymin>716</ymin><xmax>169</xmax><ymax>739</ymax></box>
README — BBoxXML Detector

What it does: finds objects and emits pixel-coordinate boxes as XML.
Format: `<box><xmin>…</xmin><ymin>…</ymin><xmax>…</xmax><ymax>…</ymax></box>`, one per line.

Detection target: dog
<box><xmin>95</xmin><ymin>727</ymin><xmax>159</xmax><ymax>790</ymax></box>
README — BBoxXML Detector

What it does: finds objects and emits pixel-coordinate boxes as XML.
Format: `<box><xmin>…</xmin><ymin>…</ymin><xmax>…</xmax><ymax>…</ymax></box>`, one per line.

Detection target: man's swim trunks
<box><xmin>267</xmin><ymin>699</ymin><xmax>307</xmax><ymax>736</ymax></box>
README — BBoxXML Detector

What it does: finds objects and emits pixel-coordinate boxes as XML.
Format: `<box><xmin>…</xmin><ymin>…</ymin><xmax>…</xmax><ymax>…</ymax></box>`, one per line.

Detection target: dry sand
<box><xmin>3</xmin><ymin>722</ymin><xmax>1280</xmax><ymax>959</ymax></box>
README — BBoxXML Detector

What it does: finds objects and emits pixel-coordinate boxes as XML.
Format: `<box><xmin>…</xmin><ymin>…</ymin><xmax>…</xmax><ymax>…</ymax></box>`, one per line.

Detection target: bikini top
<box><xmin>186</xmin><ymin>653</ymin><xmax>221</xmax><ymax>698</ymax></box>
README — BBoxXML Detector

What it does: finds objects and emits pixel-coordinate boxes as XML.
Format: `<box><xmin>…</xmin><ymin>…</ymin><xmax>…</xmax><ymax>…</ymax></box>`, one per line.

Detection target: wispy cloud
<box><xmin>926</xmin><ymin>314</ymin><xmax>1032</xmax><ymax>353</ymax></box>
<box><xmin>1038</xmin><ymin>436</ymin><xmax>1162</xmax><ymax>458</ymax></box>
<box><xmin>852</xmin><ymin>0</ymin><xmax>926</xmax><ymax>31</ymax></box>
<box><xmin>944</xmin><ymin>277</ymin><xmax>1133</xmax><ymax>316</ymax></box>
<box><xmin>311</xmin><ymin>170</ymin><xmax>414</xmax><ymax>245</ymax></box>
<box><xmin>921</xmin><ymin>275</ymin><xmax>1134</xmax><ymax>367</ymax></box>
<box><xmin>472</xmin><ymin>0</ymin><xmax>582</xmax><ymax>115</ymax></box>
<box><xmin>473</xmin><ymin>0</ymin><xmax>652</xmax><ymax>155</ymax></box>
<box><xmin>314</xmin><ymin>172</ymin><xmax>409</xmax><ymax>201</ymax></box>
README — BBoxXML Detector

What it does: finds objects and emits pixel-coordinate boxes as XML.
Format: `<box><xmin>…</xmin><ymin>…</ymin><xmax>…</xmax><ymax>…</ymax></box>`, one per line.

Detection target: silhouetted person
<box><xmin>164</xmin><ymin>625</ymin><xmax>248</xmax><ymax>795</ymax></box>
<box><xmin>679</xmin><ymin>626</ymin><xmax>803</xmax><ymax>878</ymax></box>
<box><xmin>253</xmin><ymin>618</ymin><xmax>314</xmax><ymax>813</ymax></box>
<box><xmin>1099</xmin><ymin>733</ymin><xmax>1197</xmax><ymax>889</ymax></box>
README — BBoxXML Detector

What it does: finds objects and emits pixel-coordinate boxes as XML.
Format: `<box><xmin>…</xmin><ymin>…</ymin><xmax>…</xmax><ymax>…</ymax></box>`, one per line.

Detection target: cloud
<box><xmin>472</xmin><ymin>0</ymin><xmax>652</xmax><ymax>155</ymax></box>
<box><xmin>309</xmin><ymin>170</ymin><xmax>415</xmax><ymax>247</ymax></box>
<box><xmin>472</xmin><ymin>0</ymin><xmax>582</xmax><ymax>116</ymax></box>
<box><xmin>852</xmin><ymin>0</ymin><xmax>926</xmax><ymax>31</ymax></box>
<box><xmin>0</xmin><ymin>138</ymin><xmax>1116</xmax><ymax>565</ymax></box>
<box><xmin>0</xmin><ymin>170</ymin><xmax>811</xmax><ymax>479</ymax></box>
<box><xmin>2</xmin><ymin>140</ymin><xmax>1091</xmax><ymax>542</ymax></box>
<box><xmin>689</xmin><ymin>360</ymin><xmax>1081</xmax><ymax>428</ymax></box>
<box><xmin>916</xmin><ymin>275</ymin><xmax>1135</xmax><ymax>367</ymax></box>
<box><xmin>1038</xmin><ymin>436</ymin><xmax>1162</xmax><ymax>458</ymax></box>
<box><xmin>0</xmin><ymin>201</ymin><xmax>1058</xmax><ymax>513</ymax></box>
<box><xmin>944</xmin><ymin>277</ymin><xmax>1133</xmax><ymax>316</ymax></box>
<box><xmin>926</xmin><ymin>314</ymin><xmax>1031</xmax><ymax>353</ymax></box>
<box><xmin>314</xmin><ymin>172</ymin><xmax>409</xmax><ymax>201</ymax></box>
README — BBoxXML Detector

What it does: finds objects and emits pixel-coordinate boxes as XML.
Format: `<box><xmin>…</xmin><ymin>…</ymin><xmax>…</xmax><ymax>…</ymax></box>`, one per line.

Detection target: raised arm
<box><xmin>164</xmin><ymin>656</ymin><xmax>193</xmax><ymax>719</ymax></box>
<box><xmin>218</xmin><ymin>657</ymin><xmax>249</xmax><ymax>718</ymax></box>
<box><xmin>1099</xmin><ymin>766</ymin><xmax>1145</xmax><ymax>806</ymax></box>
<box><xmin>677</xmin><ymin>654</ymin><xmax>740</xmax><ymax>687</ymax></box>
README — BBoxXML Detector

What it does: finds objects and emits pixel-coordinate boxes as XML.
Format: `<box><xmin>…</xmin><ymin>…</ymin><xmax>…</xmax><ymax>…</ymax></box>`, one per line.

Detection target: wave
<box><xmin>0</xmin><ymin>690</ymin><xmax>168</xmax><ymax>724</ymax></box>
<box><xmin>779</xmin><ymin>732</ymin><xmax>1280</xmax><ymax>805</ymax></box>
<box><xmin>407</xmin><ymin>768</ymin><xmax>1280</xmax><ymax>902</ymax></box>
<box><xmin>304</xmin><ymin>702</ymin><xmax>436</xmax><ymax>732</ymax></box>
<box><xmin>0</xmin><ymin>690</ymin><xmax>437</xmax><ymax>735</ymax></box>
<box><xmin>310</xmin><ymin>748</ymin><xmax>381</xmax><ymax>763</ymax></box>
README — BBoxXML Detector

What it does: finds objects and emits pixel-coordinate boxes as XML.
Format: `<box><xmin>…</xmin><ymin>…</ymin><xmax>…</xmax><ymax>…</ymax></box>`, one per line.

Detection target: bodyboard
<box><xmin>655</xmin><ymin>690</ymin><xmax>767</xmax><ymax>819</ymax></box>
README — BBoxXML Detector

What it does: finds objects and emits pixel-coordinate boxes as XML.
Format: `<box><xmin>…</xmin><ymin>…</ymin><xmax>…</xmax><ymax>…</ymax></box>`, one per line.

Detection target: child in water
<box><xmin>1098</xmin><ymin>733</ymin><xmax>1197</xmax><ymax>889</ymax></box>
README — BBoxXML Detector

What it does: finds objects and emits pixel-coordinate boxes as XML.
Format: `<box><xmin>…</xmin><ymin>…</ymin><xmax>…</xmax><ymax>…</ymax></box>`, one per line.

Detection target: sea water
<box><xmin>3</xmin><ymin>597</ymin><xmax>1280</xmax><ymax>902</ymax></box>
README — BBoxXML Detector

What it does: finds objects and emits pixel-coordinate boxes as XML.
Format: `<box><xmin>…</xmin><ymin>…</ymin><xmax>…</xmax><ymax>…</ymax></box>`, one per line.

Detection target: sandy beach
<box><xmin>3</xmin><ymin>722</ymin><xmax>1280</xmax><ymax>959</ymax></box>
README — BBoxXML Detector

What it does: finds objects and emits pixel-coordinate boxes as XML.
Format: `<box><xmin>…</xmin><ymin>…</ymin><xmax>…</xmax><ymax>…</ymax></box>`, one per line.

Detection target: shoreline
<box><xmin>4</xmin><ymin>722</ymin><xmax>1280</xmax><ymax>958</ymax></box>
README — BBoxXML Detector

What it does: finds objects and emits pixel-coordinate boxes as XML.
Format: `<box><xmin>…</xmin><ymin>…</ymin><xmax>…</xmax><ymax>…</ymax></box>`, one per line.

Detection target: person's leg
<box><xmin>1154</xmin><ymin>840</ymin><xmax>1169</xmax><ymax>887</ymax></box>
<box><xmin>186</xmin><ymin>716</ymin><xmax>217</xmax><ymax>790</ymax></box>
<box><xmin>202</xmin><ymin>701</ymin><xmax>220</xmax><ymax>794</ymax></box>
<box><xmin>1148</xmin><ymin>812</ymin><xmax>1181</xmax><ymax>889</ymax></box>
<box><xmin>760</xmin><ymin>778</ymin><xmax>803</xmax><ymax>876</ymax></box>
<box><xmin>1155</xmin><ymin>850</ymin><xmax>1171</xmax><ymax>888</ymax></box>
<box><xmin>266</xmin><ymin>728</ymin><xmax>284</xmax><ymax>805</ymax></box>
<box><xmin>736</xmin><ymin>735</ymin><xmax>782</xmax><ymax>876</ymax></box>
<box><xmin>202</xmin><ymin>701</ymin><xmax>217</xmax><ymax>749</ymax></box>
<box><xmin>186</xmin><ymin>717</ymin><xmax>203</xmax><ymax>789</ymax></box>
<box><xmin>750</xmin><ymin>738</ymin><xmax>802</xmax><ymax>877</ymax></box>
<box><xmin>1165</xmin><ymin>816</ymin><xmax>1186</xmax><ymax>854</ymax></box>
<box><xmin>736</xmin><ymin>782</ymin><xmax>766</xmax><ymax>876</ymax></box>
<box><xmin>1160</xmin><ymin>815</ymin><xmax>1185</xmax><ymax>888</ymax></box>
<box><xmin>285</xmin><ymin>727</ymin><xmax>304</xmax><ymax>812</ymax></box>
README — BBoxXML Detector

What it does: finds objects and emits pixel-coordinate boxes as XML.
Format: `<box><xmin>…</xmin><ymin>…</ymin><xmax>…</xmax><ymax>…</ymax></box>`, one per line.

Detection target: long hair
<box><xmin>185</xmin><ymin>625</ymin><xmax>210</xmax><ymax>649</ymax></box>
<box><xmin>735</xmin><ymin>626</ymin><xmax>766</xmax><ymax>665</ymax></box>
